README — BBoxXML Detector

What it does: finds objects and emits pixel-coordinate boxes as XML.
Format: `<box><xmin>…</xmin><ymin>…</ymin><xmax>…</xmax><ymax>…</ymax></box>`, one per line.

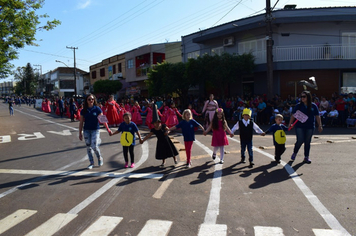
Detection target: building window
<box><xmin>211</xmin><ymin>47</ymin><xmax>224</xmax><ymax>56</ymax></box>
<box><xmin>100</xmin><ymin>68</ymin><xmax>105</xmax><ymax>77</ymax></box>
<box><xmin>113</xmin><ymin>64</ymin><xmax>116</xmax><ymax>74</ymax></box>
<box><xmin>118</xmin><ymin>63</ymin><xmax>122</xmax><ymax>72</ymax></box>
<box><xmin>341</xmin><ymin>72</ymin><xmax>356</xmax><ymax>94</ymax></box>
<box><xmin>187</xmin><ymin>51</ymin><xmax>200</xmax><ymax>59</ymax></box>
<box><xmin>91</xmin><ymin>71</ymin><xmax>97</xmax><ymax>79</ymax></box>
<box><xmin>238</xmin><ymin>38</ymin><xmax>265</xmax><ymax>54</ymax></box>
<box><xmin>127</xmin><ymin>59</ymin><xmax>134</xmax><ymax>69</ymax></box>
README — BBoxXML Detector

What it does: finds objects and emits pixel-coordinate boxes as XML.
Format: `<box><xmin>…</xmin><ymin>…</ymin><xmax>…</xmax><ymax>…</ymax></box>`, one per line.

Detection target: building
<box><xmin>89</xmin><ymin>42</ymin><xmax>181</xmax><ymax>98</ymax></box>
<box><xmin>0</xmin><ymin>81</ymin><xmax>16</xmax><ymax>97</ymax></box>
<box><xmin>181</xmin><ymin>6</ymin><xmax>356</xmax><ymax>99</ymax></box>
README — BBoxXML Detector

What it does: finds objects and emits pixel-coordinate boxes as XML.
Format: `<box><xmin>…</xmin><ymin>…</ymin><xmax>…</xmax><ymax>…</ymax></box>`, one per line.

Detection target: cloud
<box><xmin>77</xmin><ymin>0</ymin><xmax>91</xmax><ymax>9</ymax></box>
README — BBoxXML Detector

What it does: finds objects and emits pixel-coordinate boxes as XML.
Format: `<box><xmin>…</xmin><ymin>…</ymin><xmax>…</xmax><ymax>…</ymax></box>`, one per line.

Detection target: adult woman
<box><xmin>202</xmin><ymin>94</ymin><xmax>219</xmax><ymax>129</ymax></box>
<box><xmin>288</xmin><ymin>91</ymin><xmax>323</xmax><ymax>164</ymax></box>
<box><xmin>79</xmin><ymin>94</ymin><xmax>104</xmax><ymax>169</ymax></box>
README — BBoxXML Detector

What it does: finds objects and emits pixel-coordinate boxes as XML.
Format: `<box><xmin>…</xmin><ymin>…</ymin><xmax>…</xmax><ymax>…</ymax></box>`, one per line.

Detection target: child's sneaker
<box><xmin>130</xmin><ymin>163</ymin><xmax>135</xmax><ymax>168</ymax></box>
<box><xmin>87</xmin><ymin>164</ymin><xmax>94</xmax><ymax>170</ymax></box>
<box><xmin>291</xmin><ymin>153</ymin><xmax>296</xmax><ymax>161</ymax></box>
<box><xmin>212</xmin><ymin>154</ymin><xmax>216</xmax><ymax>160</ymax></box>
<box><xmin>240</xmin><ymin>157</ymin><xmax>246</xmax><ymax>163</ymax></box>
<box><xmin>303</xmin><ymin>157</ymin><xmax>311</xmax><ymax>164</ymax></box>
<box><xmin>124</xmin><ymin>162</ymin><xmax>129</xmax><ymax>168</ymax></box>
<box><xmin>99</xmin><ymin>159</ymin><xmax>103</xmax><ymax>167</ymax></box>
<box><xmin>220</xmin><ymin>159</ymin><xmax>224</xmax><ymax>164</ymax></box>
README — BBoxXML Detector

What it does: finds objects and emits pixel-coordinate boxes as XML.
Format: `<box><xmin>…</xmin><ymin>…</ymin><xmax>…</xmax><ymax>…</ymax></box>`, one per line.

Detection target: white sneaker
<box><xmin>220</xmin><ymin>159</ymin><xmax>224</xmax><ymax>164</ymax></box>
<box><xmin>99</xmin><ymin>159</ymin><xmax>103</xmax><ymax>166</ymax></box>
<box><xmin>87</xmin><ymin>164</ymin><xmax>94</xmax><ymax>169</ymax></box>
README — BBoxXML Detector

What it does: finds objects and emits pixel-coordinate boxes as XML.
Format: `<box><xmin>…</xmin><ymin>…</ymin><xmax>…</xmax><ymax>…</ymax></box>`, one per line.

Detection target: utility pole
<box><xmin>266</xmin><ymin>0</ymin><xmax>274</xmax><ymax>99</ymax></box>
<box><xmin>66</xmin><ymin>46</ymin><xmax>78</xmax><ymax>96</ymax></box>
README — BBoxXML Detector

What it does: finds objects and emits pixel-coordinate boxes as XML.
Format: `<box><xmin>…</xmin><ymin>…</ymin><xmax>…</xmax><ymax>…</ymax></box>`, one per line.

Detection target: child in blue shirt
<box><xmin>262</xmin><ymin>114</ymin><xmax>288</xmax><ymax>163</ymax></box>
<box><xmin>110</xmin><ymin>112</ymin><xmax>142</xmax><ymax>168</ymax></box>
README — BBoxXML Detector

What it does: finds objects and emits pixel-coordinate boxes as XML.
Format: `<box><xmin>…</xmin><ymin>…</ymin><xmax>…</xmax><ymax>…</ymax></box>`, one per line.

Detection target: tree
<box><xmin>93</xmin><ymin>80</ymin><xmax>122</xmax><ymax>96</ymax></box>
<box><xmin>0</xmin><ymin>0</ymin><xmax>61</xmax><ymax>79</ymax></box>
<box><xmin>13</xmin><ymin>63</ymin><xmax>38</xmax><ymax>95</ymax></box>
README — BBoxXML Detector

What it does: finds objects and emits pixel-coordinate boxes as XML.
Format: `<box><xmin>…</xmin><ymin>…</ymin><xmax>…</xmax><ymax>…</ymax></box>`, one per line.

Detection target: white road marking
<box><xmin>68</xmin><ymin>142</ymin><xmax>149</xmax><ymax>215</ymax></box>
<box><xmin>313</xmin><ymin>228</ymin><xmax>344</xmax><ymax>236</ymax></box>
<box><xmin>228</xmin><ymin>137</ymin><xmax>351</xmax><ymax>236</ymax></box>
<box><xmin>25</xmin><ymin>213</ymin><xmax>77</xmax><ymax>236</ymax></box>
<box><xmin>254</xmin><ymin>226</ymin><xmax>284</xmax><ymax>236</ymax></box>
<box><xmin>0</xmin><ymin>209</ymin><xmax>37</xmax><ymax>234</ymax></box>
<box><xmin>17</xmin><ymin>132</ymin><xmax>45</xmax><ymax>141</ymax></box>
<box><xmin>198</xmin><ymin>224</ymin><xmax>227</xmax><ymax>236</ymax></box>
<box><xmin>80</xmin><ymin>216</ymin><xmax>123</xmax><ymax>236</ymax></box>
<box><xmin>0</xmin><ymin>135</ymin><xmax>11</xmax><ymax>144</ymax></box>
<box><xmin>47</xmin><ymin>129</ymin><xmax>72</xmax><ymax>136</ymax></box>
<box><xmin>137</xmin><ymin>219</ymin><xmax>173</xmax><ymax>236</ymax></box>
<box><xmin>152</xmin><ymin>162</ymin><xmax>182</xmax><ymax>199</ymax></box>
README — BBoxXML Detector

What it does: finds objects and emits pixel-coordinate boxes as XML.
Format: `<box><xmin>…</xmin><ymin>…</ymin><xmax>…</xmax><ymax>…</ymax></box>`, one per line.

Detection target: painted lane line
<box><xmin>312</xmin><ymin>228</ymin><xmax>344</xmax><ymax>236</ymax></box>
<box><xmin>0</xmin><ymin>169</ymin><xmax>163</xmax><ymax>179</ymax></box>
<box><xmin>0</xmin><ymin>209</ymin><xmax>37</xmax><ymax>234</ymax></box>
<box><xmin>137</xmin><ymin>219</ymin><xmax>173</xmax><ymax>236</ymax></box>
<box><xmin>228</xmin><ymin>137</ymin><xmax>351</xmax><ymax>236</ymax></box>
<box><xmin>80</xmin><ymin>216</ymin><xmax>123</xmax><ymax>236</ymax></box>
<box><xmin>25</xmin><ymin>213</ymin><xmax>77</xmax><ymax>236</ymax></box>
<box><xmin>254</xmin><ymin>226</ymin><xmax>285</xmax><ymax>236</ymax></box>
<box><xmin>194</xmin><ymin>140</ymin><xmax>228</xmax><ymax>236</ymax></box>
<box><xmin>152</xmin><ymin>165</ymin><xmax>182</xmax><ymax>199</ymax></box>
<box><xmin>68</xmin><ymin>142</ymin><xmax>149</xmax><ymax>215</ymax></box>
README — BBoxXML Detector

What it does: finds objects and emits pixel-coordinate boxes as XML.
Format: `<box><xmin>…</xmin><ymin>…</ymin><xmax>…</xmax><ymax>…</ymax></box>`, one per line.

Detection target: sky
<box><xmin>4</xmin><ymin>0</ymin><xmax>355</xmax><ymax>81</ymax></box>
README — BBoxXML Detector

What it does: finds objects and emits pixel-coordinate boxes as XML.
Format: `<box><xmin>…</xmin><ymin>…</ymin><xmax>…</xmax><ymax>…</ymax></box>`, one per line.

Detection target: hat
<box><xmin>274</xmin><ymin>109</ymin><xmax>279</xmax><ymax>113</ymax></box>
<box><xmin>151</xmin><ymin>103</ymin><xmax>161</xmax><ymax>124</ymax></box>
<box><xmin>242</xmin><ymin>108</ymin><xmax>251</xmax><ymax>117</ymax></box>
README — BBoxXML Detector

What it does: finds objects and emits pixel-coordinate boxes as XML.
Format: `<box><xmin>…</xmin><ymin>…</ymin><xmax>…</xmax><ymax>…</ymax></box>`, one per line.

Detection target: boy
<box><xmin>262</xmin><ymin>114</ymin><xmax>288</xmax><ymax>163</ymax></box>
<box><xmin>231</xmin><ymin>108</ymin><xmax>263</xmax><ymax>168</ymax></box>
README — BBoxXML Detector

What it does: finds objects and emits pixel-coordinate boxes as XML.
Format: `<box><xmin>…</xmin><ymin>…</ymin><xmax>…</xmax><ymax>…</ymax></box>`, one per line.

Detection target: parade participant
<box><xmin>158</xmin><ymin>101</ymin><xmax>169</xmax><ymax>124</ymax></box>
<box><xmin>169</xmin><ymin>109</ymin><xmax>204</xmax><ymax>168</ymax></box>
<box><xmin>165</xmin><ymin>102</ymin><xmax>182</xmax><ymax>128</ymax></box>
<box><xmin>204</xmin><ymin>108</ymin><xmax>234</xmax><ymax>164</ymax></box>
<box><xmin>124</xmin><ymin>99</ymin><xmax>131</xmax><ymax>112</ymax></box>
<box><xmin>202</xmin><ymin>94</ymin><xmax>219</xmax><ymax>129</ymax></box>
<box><xmin>79</xmin><ymin>94</ymin><xmax>104</xmax><ymax>169</ymax></box>
<box><xmin>8</xmin><ymin>99</ymin><xmax>14</xmax><ymax>116</ymax></box>
<box><xmin>105</xmin><ymin>95</ymin><xmax>121</xmax><ymax>126</ymax></box>
<box><xmin>131</xmin><ymin>101</ymin><xmax>143</xmax><ymax>125</ymax></box>
<box><xmin>188</xmin><ymin>104</ymin><xmax>200</xmax><ymax>118</ymax></box>
<box><xmin>57</xmin><ymin>96</ymin><xmax>64</xmax><ymax>117</ymax></box>
<box><xmin>76</xmin><ymin>104</ymin><xmax>83</xmax><ymax>121</ymax></box>
<box><xmin>141</xmin><ymin>104</ymin><xmax>178</xmax><ymax>167</ymax></box>
<box><xmin>231</xmin><ymin>108</ymin><xmax>264</xmax><ymax>168</ymax></box>
<box><xmin>110</xmin><ymin>112</ymin><xmax>142</xmax><ymax>168</ymax></box>
<box><xmin>288</xmin><ymin>91</ymin><xmax>323</xmax><ymax>164</ymax></box>
<box><xmin>262</xmin><ymin>114</ymin><xmax>289</xmax><ymax>163</ymax></box>
<box><xmin>45</xmin><ymin>98</ymin><xmax>52</xmax><ymax>113</ymax></box>
<box><xmin>69</xmin><ymin>98</ymin><xmax>77</xmax><ymax>122</ymax></box>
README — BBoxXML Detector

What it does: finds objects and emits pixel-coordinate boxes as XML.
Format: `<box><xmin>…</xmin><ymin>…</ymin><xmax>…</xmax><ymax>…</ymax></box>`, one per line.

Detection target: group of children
<box><xmin>103</xmin><ymin>102</ymin><xmax>290</xmax><ymax>170</ymax></box>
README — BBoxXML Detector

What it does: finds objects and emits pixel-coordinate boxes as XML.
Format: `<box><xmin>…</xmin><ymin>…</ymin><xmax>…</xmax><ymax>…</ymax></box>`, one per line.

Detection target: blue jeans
<box><xmin>241</xmin><ymin>140</ymin><xmax>253</xmax><ymax>162</ymax></box>
<box><xmin>293</xmin><ymin>127</ymin><xmax>314</xmax><ymax>157</ymax></box>
<box><xmin>9</xmin><ymin>107</ymin><xmax>13</xmax><ymax>115</ymax></box>
<box><xmin>83</xmin><ymin>129</ymin><xmax>102</xmax><ymax>164</ymax></box>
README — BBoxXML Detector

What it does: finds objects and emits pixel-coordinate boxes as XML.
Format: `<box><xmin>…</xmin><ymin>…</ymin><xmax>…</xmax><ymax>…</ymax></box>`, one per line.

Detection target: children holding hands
<box><xmin>204</xmin><ymin>108</ymin><xmax>234</xmax><ymax>164</ymax></box>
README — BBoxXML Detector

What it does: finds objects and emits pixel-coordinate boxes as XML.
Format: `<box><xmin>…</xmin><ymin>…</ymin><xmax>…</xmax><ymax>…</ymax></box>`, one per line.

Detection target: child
<box><xmin>231</xmin><ymin>108</ymin><xmax>264</xmax><ymax>168</ymax></box>
<box><xmin>166</xmin><ymin>102</ymin><xmax>182</xmax><ymax>128</ymax></box>
<box><xmin>204</xmin><ymin>108</ymin><xmax>234</xmax><ymax>164</ymax></box>
<box><xmin>110</xmin><ymin>112</ymin><xmax>142</xmax><ymax>168</ymax></box>
<box><xmin>262</xmin><ymin>114</ymin><xmax>288</xmax><ymax>163</ymax></box>
<box><xmin>169</xmin><ymin>109</ymin><xmax>204</xmax><ymax>168</ymax></box>
<box><xmin>141</xmin><ymin>105</ymin><xmax>178</xmax><ymax>167</ymax></box>
<box><xmin>131</xmin><ymin>101</ymin><xmax>143</xmax><ymax>125</ymax></box>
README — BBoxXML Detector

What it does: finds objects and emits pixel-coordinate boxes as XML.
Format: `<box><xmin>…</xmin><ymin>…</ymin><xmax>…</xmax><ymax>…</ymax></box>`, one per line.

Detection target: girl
<box><xmin>169</xmin><ymin>109</ymin><xmax>204</xmax><ymax>168</ymax></box>
<box><xmin>105</xmin><ymin>95</ymin><xmax>121</xmax><ymax>126</ymax></box>
<box><xmin>202</xmin><ymin>94</ymin><xmax>219</xmax><ymax>129</ymax></box>
<box><xmin>159</xmin><ymin>101</ymin><xmax>169</xmax><ymax>124</ymax></box>
<box><xmin>131</xmin><ymin>101</ymin><xmax>143</xmax><ymax>125</ymax></box>
<box><xmin>110</xmin><ymin>112</ymin><xmax>142</xmax><ymax>168</ymax></box>
<box><xmin>204</xmin><ymin>108</ymin><xmax>234</xmax><ymax>164</ymax></box>
<box><xmin>165</xmin><ymin>102</ymin><xmax>182</xmax><ymax>128</ymax></box>
<box><xmin>79</xmin><ymin>94</ymin><xmax>104</xmax><ymax>169</ymax></box>
<box><xmin>141</xmin><ymin>119</ymin><xmax>178</xmax><ymax>167</ymax></box>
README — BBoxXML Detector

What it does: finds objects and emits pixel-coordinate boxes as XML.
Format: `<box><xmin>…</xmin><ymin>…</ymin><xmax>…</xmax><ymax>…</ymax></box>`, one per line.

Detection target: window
<box><xmin>187</xmin><ymin>51</ymin><xmax>200</xmax><ymax>59</ymax></box>
<box><xmin>127</xmin><ymin>59</ymin><xmax>134</xmax><ymax>69</ymax></box>
<box><xmin>100</xmin><ymin>68</ymin><xmax>105</xmax><ymax>77</ymax></box>
<box><xmin>341</xmin><ymin>72</ymin><xmax>356</xmax><ymax>94</ymax></box>
<box><xmin>238</xmin><ymin>38</ymin><xmax>265</xmax><ymax>54</ymax></box>
<box><xmin>211</xmin><ymin>47</ymin><xmax>224</xmax><ymax>56</ymax></box>
<box><xmin>118</xmin><ymin>63</ymin><xmax>122</xmax><ymax>72</ymax></box>
<box><xmin>113</xmin><ymin>64</ymin><xmax>116</xmax><ymax>74</ymax></box>
<box><xmin>91</xmin><ymin>71</ymin><xmax>96</xmax><ymax>79</ymax></box>
<box><xmin>156</xmin><ymin>56</ymin><xmax>163</xmax><ymax>63</ymax></box>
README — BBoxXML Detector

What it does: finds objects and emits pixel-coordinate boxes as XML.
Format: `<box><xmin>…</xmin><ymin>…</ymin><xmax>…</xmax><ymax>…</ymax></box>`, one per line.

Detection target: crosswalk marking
<box><xmin>80</xmin><ymin>216</ymin><xmax>123</xmax><ymax>236</ymax></box>
<box><xmin>254</xmin><ymin>226</ymin><xmax>285</xmax><ymax>236</ymax></box>
<box><xmin>0</xmin><ymin>209</ymin><xmax>37</xmax><ymax>234</ymax></box>
<box><xmin>313</xmin><ymin>229</ymin><xmax>344</xmax><ymax>236</ymax></box>
<box><xmin>137</xmin><ymin>219</ymin><xmax>173</xmax><ymax>236</ymax></box>
<box><xmin>25</xmin><ymin>213</ymin><xmax>77</xmax><ymax>236</ymax></box>
<box><xmin>198</xmin><ymin>224</ymin><xmax>227</xmax><ymax>236</ymax></box>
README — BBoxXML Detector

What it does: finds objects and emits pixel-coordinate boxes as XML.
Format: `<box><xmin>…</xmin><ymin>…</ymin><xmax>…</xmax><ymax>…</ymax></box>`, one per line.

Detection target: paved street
<box><xmin>0</xmin><ymin>102</ymin><xmax>355</xmax><ymax>236</ymax></box>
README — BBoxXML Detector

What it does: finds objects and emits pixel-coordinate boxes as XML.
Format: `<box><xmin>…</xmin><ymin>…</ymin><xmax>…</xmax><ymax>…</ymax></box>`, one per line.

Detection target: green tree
<box><xmin>93</xmin><ymin>80</ymin><xmax>122</xmax><ymax>95</ymax></box>
<box><xmin>0</xmin><ymin>0</ymin><xmax>61</xmax><ymax>79</ymax></box>
<box><xmin>13</xmin><ymin>63</ymin><xmax>38</xmax><ymax>95</ymax></box>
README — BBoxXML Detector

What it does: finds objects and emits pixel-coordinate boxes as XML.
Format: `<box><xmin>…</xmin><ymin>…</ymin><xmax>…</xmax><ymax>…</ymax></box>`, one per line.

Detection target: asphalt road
<box><xmin>0</xmin><ymin>102</ymin><xmax>355</xmax><ymax>236</ymax></box>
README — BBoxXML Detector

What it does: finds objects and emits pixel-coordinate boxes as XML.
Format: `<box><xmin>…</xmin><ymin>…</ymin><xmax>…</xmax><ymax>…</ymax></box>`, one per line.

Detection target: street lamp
<box><xmin>55</xmin><ymin>60</ymin><xmax>76</xmax><ymax>96</ymax></box>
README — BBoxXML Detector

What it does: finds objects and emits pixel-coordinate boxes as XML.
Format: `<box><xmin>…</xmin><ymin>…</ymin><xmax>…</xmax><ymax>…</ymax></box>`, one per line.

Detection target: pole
<box><xmin>66</xmin><ymin>46</ymin><xmax>78</xmax><ymax>96</ymax></box>
<box><xmin>266</xmin><ymin>0</ymin><xmax>273</xmax><ymax>99</ymax></box>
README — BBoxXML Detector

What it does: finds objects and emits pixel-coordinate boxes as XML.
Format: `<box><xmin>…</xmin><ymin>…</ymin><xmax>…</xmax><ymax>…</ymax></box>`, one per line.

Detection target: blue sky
<box><xmin>4</xmin><ymin>0</ymin><xmax>355</xmax><ymax>81</ymax></box>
